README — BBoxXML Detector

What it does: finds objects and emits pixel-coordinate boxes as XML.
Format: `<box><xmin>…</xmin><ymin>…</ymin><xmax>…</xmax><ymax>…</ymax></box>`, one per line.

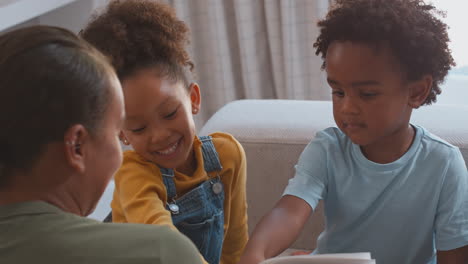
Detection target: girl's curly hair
<box><xmin>80</xmin><ymin>0</ymin><xmax>194</xmax><ymax>87</ymax></box>
<box><xmin>314</xmin><ymin>0</ymin><xmax>455</xmax><ymax>105</ymax></box>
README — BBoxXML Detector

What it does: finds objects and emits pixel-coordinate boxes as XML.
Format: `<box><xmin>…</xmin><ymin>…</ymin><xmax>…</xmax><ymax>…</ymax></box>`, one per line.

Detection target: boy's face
<box><xmin>120</xmin><ymin>67</ymin><xmax>200</xmax><ymax>171</ymax></box>
<box><xmin>325</xmin><ymin>41</ymin><xmax>413</xmax><ymax>149</ymax></box>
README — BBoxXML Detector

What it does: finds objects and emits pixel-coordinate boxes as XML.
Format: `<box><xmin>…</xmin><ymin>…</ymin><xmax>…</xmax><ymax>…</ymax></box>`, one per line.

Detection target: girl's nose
<box><xmin>148</xmin><ymin>125</ymin><xmax>171</xmax><ymax>145</ymax></box>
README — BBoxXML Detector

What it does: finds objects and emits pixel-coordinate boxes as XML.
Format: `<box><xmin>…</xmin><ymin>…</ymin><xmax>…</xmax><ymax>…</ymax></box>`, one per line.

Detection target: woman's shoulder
<box><xmin>50</xmin><ymin>216</ymin><xmax>201</xmax><ymax>262</ymax></box>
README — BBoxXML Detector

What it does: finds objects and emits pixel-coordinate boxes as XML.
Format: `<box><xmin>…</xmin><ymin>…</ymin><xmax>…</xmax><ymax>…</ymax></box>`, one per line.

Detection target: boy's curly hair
<box><xmin>80</xmin><ymin>0</ymin><xmax>194</xmax><ymax>86</ymax></box>
<box><xmin>314</xmin><ymin>0</ymin><xmax>455</xmax><ymax>105</ymax></box>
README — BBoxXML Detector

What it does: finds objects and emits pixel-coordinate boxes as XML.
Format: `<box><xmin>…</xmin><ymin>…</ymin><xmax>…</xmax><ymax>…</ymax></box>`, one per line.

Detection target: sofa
<box><xmin>198</xmin><ymin>99</ymin><xmax>468</xmax><ymax>252</ymax></box>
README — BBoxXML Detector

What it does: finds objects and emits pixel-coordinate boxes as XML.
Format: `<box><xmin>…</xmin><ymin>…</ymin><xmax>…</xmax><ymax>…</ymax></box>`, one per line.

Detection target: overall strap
<box><xmin>160</xmin><ymin>167</ymin><xmax>177</xmax><ymax>200</ymax></box>
<box><xmin>199</xmin><ymin>135</ymin><xmax>223</xmax><ymax>172</ymax></box>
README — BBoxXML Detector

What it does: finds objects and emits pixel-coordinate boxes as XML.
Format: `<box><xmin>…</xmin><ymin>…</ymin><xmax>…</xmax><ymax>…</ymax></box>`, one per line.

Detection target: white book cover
<box><xmin>260</xmin><ymin>252</ymin><xmax>375</xmax><ymax>264</ymax></box>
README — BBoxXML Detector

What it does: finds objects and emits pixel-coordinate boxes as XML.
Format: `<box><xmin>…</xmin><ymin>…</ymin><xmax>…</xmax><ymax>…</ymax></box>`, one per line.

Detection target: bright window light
<box><xmin>430</xmin><ymin>0</ymin><xmax>468</xmax><ymax>105</ymax></box>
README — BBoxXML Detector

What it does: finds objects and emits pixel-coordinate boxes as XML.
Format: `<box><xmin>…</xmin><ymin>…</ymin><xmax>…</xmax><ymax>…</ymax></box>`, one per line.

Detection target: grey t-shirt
<box><xmin>0</xmin><ymin>201</ymin><xmax>203</xmax><ymax>264</ymax></box>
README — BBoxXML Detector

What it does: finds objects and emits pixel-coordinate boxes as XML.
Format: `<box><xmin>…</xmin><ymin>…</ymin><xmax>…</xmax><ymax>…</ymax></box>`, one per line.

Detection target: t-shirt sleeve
<box><xmin>434</xmin><ymin>148</ymin><xmax>468</xmax><ymax>250</ymax></box>
<box><xmin>282</xmin><ymin>131</ymin><xmax>329</xmax><ymax>210</ymax></box>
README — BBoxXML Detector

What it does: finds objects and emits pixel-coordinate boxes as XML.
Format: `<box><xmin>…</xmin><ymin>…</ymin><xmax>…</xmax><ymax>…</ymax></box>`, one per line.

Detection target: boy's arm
<box><xmin>437</xmin><ymin>245</ymin><xmax>468</xmax><ymax>264</ymax></box>
<box><xmin>434</xmin><ymin>149</ymin><xmax>468</xmax><ymax>259</ymax></box>
<box><xmin>238</xmin><ymin>195</ymin><xmax>312</xmax><ymax>264</ymax></box>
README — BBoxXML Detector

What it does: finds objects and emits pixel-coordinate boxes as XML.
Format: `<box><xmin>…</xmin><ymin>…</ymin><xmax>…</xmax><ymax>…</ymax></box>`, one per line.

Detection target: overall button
<box><xmin>168</xmin><ymin>203</ymin><xmax>180</xmax><ymax>214</ymax></box>
<box><xmin>212</xmin><ymin>182</ymin><xmax>223</xmax><ymax>194</ymax></box>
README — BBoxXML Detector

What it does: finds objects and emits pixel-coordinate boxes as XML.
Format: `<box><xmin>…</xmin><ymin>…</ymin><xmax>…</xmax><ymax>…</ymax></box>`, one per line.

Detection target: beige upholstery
<box><xmin>199</xmin><ymin>99</ymin><xmax>468</xmax><ymax>251</ymax></box>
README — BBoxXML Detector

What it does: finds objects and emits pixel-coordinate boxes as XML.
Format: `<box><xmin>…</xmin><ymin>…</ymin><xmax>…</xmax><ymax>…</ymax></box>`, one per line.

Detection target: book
<box><xmin>260</xmin><ymin>252</ymin><xmax>375</xmax><ymax>264</ymax></box>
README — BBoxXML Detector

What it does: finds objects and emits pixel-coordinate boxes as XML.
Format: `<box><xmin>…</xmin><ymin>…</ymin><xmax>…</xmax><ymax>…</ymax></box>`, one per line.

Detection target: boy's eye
<box><xmin>130</xmin><ymin>126</ymin><xmax>146</xmax><ymax>133</ymax></box>
<box><xmin>360</xmin><ymin>92</ymin><xmax>378</xmax><ymax>97</ymax></box>
<box><xmin>332</xmin><ymin>90</ymin><xmax>345</xmax><ymax>97</ymax></box>
<box><xmin>165</xmin><ymin>107</ymin><xmax>178</xmax><ymax>119</ymax></box>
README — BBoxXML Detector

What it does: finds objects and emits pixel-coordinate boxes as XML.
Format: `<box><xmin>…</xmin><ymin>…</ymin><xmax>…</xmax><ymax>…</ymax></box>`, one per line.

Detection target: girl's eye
<box><xmin>165</xmin><ymin>108</ymin><xmax>178</xmax><ymax>119</ymax></box>
<box><xmin>131</xmin><ymin>126</ymin><xmax>146</xmax><ymax>133</ymax></box>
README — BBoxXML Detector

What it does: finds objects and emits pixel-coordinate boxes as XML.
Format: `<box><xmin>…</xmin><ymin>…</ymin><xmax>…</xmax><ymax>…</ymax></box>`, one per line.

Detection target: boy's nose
<box><xmin>341</xmin><ymin>97</ymin><xmax>360</xmax><ymax>115</ymax></box>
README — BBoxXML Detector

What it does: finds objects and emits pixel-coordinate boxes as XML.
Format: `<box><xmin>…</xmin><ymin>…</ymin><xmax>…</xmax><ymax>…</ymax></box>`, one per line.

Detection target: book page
<box><xmin>261</xmin><ymin>252</ymin><xmax>375</xmax><ymax>264</ymax></box>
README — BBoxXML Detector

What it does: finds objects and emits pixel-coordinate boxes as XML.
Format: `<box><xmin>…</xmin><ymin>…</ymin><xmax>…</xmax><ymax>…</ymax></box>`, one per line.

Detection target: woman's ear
<box><xmin>63</xmin><ymin>124</ymin><xmax>89</xmax><ymax>173</ymax></box>
<box><xmin>408</xmin><ymin>75</ymin><xmax>433</xmax><ymax>109</ymax></box>
<box><xmin>189</xmin><ymin>83</ymin><xmax>201</xmax><ymax>114</ymax></box>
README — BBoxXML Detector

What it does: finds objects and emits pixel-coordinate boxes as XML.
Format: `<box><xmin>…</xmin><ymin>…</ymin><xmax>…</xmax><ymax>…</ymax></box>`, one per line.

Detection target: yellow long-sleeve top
<box><xmin>111</xmin><ymin>132</ymin><xmax>248</xmax><ymax>264</ymax></box>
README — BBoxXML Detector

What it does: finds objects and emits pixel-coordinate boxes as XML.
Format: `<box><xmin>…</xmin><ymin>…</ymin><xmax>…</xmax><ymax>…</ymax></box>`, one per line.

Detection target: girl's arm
<box><xmin>220</xmin><ymin>138</ymin><xmax>249</xmax><ymax>264</ymax></box>
<box><xmin>114</xmin><ymin>156</ymin><xmax>174</xmax><ymax>227</ymax></box>
<box><xmin>238</xmin><ymin>195</ymin><xmax>313</xmax><ymax>264</ymax></box>
<box><xmin>114</xmin><ymin>155</ymin><xmax>210</xmax><ymax>264</ymax></box>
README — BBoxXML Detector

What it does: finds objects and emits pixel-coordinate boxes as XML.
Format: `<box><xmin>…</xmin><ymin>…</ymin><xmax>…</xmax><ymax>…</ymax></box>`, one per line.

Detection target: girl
<box><xmin>81</xmin><ymin>1</ymin><xmax>248</xmax><ymax>264</ymax></box>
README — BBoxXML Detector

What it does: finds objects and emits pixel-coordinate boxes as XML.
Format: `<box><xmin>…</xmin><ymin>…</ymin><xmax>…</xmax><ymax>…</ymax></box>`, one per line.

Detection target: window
<box><xmin>431</xmin><ymin>0</ymin><xmax>468</xmax><ymax>105</ymax></box>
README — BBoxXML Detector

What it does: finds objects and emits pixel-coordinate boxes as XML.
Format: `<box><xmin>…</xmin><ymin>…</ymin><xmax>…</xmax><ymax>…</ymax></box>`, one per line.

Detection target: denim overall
<box><xmin>161</xmin><ymin>136</ymin><xmax>225</xmax><ymax>264</ymax></box>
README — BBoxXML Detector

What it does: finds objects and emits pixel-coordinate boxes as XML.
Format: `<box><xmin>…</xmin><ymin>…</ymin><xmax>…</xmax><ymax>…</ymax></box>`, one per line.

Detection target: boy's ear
<box><xmin>63</xmin><ymin>124</ymin><xmax>89</xmax><ymax>173</ymax></box>
<box><xmin>189</xmin><ymin>83</ymin><xmax>201</xmax><ymax>114</ymax></box>
<box><xmin>408</xmin><ymin>75</ymin><xmax>433</xmax><ymax>109</ymax></box>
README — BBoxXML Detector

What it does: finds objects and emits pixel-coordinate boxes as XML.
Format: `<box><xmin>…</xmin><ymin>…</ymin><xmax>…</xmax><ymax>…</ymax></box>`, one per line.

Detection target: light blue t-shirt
<box><xmin>283</xmin><ymin>125</ymin><xmax>468</xmax><ymax>264</ymax></box>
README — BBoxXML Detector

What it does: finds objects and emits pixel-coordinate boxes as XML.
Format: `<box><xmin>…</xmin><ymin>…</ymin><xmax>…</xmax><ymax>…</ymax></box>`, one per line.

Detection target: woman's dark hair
<box><xmin>80</xmin><ymin>0</ymin><xmax>194</xmax><ymax>87</ymax></box>
<box><xmin>314</xmin><ymin>0</ymin><xmax>455</xmax><ymax>105</ymax></box>
<box><xmin>0</xmin><ymin>25</ymin><xmax>114</xmax><ymax>185</ymax></box>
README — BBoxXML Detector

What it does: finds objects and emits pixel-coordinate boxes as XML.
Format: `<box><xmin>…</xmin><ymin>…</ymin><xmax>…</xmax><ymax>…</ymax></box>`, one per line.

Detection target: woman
<box><xmin>0</xmin><ymin>25</ymin><xmax>202</xmax><ymax>264</ymax></box>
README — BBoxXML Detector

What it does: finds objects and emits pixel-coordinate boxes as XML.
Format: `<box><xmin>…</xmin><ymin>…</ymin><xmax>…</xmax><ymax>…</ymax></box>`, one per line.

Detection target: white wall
<box><xmin>1</xmin><ymin>0</ymin><xmax>109</xmax><ymax>33</ymax></box>
<box><xmin>38</xmin><ymin>0</ymin><xmax>109</xmax><ymax>33</ymax></box>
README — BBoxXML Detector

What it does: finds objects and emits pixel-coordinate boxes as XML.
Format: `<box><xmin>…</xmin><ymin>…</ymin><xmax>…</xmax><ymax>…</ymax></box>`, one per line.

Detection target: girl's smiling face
<box><xmin>120</xmin><ymin>67</ymin><xmax>200</xmax><ymax>173</ymax></box>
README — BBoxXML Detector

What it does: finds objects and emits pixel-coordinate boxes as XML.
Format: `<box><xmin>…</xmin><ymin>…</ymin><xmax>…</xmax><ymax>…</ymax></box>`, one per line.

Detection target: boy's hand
<box><xmin>437</xmin><ymin>245</ymin><xmax>468</xmax><ymax>264</ymax></box>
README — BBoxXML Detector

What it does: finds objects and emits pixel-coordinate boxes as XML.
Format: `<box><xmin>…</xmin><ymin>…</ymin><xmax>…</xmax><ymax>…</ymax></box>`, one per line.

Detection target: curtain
<box><xmin>168</xmin><ymin>0</ymin><xmax>331</xmax><ymax>126</ymax></box>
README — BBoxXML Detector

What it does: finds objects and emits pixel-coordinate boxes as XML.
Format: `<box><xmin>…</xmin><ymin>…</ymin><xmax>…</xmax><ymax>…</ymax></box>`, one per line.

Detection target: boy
<box><xmin>239</xmin><ymin>0</ymin><xmax>468</xmax><ymax>263</ymax></box>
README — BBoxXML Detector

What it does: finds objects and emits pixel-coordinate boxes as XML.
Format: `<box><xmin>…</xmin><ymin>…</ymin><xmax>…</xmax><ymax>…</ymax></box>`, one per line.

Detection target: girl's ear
<box><xmin>189</xmin><ymin>83</ymin><xmax>201</xmax><ymax>114</ymax></box>
<box><xmin>63</xmin><ymin>124</ymin><xmax>89</xmax><ymax>173</ymax></box>
<box><xmin>408</xmin><ymin>75</ymin><xmax>433</xmax><ymax>109</ymax></box>
<box><xmin>119</xmin><ymin>131</ymin><xmax>130</xmax><ymax>145</ymax></box>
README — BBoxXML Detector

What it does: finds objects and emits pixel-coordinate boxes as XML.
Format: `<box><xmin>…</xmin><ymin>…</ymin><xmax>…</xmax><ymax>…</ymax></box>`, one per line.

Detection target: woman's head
<box><xmin>0</xmin><ymin>26</ymin><xmax>124</xmax><ymax>214</ymax></box>
<box><xmin>81</xmin><ymin>0</ymin><xmax>201</xmax><ymax>172</ymax></box>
